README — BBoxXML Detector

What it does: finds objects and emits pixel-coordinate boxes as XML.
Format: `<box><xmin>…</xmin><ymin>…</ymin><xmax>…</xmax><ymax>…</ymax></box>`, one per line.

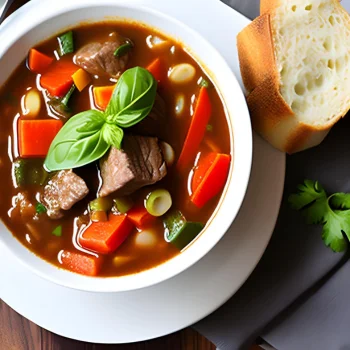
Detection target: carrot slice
<box><xmin>127</xmin><ymin>205</ymin><xmax>157</xmax><ymax>229</ymax></box>
<box><xmin>72</xmin><ymin>68</ymin><xmax>91</xmax><ymax>92</ymax></box>
<box><xmin>28</xmin><ymin>48</ymin><xmax>54</xmax><ymax>74</ymax></box>
<box><xmin>40</xmin><ymin>60</ymin><xmax>78</xmax><ymax>97</ymax></box>
<box><xmin>80</xmin><ymin>214</ymin><xmax>134</xmax><ymax>254</ymax></box>
<box><xmin>18</xmin><ymin>119</ymin><xmax>63</xmax><ymax>158</ymax></box>
<box><xmin>176</xmin><ymin>87</ymin><xmax>212</xmax><ymax>173</ymax></box>
<box><xmin>93</xmin><ymin>85</ymin><xmax>116</xmax><ymax>111</ymax></box>
<box><xmin>60</xmin><ymin>251</ymin><xmax>101</xmax><ymax>276</ymax></box>
<box><xmin>191</xmin><ymin>153</ymin><xmax>231</xmax><ymax>208</ymax></box>
<box><xmin>146</xmin><ymin>58</ymin><xmax>163</xmax><ymax>84</ymax></box>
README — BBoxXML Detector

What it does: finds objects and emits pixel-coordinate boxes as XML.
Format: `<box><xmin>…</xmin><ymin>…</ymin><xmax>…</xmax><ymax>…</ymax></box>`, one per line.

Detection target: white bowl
<box><xmin>0</xmin><ymin>0</ymin><xmax>252</xmax><ymax>292</ymax></box>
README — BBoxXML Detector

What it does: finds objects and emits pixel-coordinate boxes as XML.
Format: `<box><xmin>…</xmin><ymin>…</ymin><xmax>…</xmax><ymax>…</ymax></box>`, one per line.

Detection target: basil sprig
<box><xmin>44</xmin><ymin>67</ymin><xmax>157</xmax><ymax>171</ymax></box>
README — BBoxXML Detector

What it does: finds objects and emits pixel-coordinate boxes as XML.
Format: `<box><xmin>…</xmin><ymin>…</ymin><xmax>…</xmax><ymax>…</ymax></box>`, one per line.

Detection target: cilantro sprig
<box><xmin>289</xmin><ymin>180</ymin><xmax>350</xmax><ymax>252</ymax></box>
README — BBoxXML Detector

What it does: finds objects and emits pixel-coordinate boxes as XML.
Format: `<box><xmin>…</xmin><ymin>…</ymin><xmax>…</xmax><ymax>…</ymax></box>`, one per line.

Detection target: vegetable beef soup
<box><xmin>0</xmin><ymin>22</ymin><xmax>231</xmax><ymax>277</ymax></box>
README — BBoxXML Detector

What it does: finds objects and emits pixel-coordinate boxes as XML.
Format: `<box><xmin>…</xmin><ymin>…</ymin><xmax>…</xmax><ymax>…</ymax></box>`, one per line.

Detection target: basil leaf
<box><xmin>45</xmin><ymin>110</ymin><xmax>110</xmax><ymax>171</ymax></box>
<box><xmin>102</xmin><ymin>123</ymin><xmax>124</xmax><ymax>149</ymax></box>
<box><xmin>106</xmin><ymin>67</ymin><xmax>157</xmax><ymax>128</ymax></box>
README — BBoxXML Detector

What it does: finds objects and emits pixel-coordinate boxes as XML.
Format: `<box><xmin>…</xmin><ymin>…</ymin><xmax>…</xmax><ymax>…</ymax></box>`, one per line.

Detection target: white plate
<box><xmin>0</xmin><ymin>0</ymin><xmax>285</xmax><ymax>343</ymax></box>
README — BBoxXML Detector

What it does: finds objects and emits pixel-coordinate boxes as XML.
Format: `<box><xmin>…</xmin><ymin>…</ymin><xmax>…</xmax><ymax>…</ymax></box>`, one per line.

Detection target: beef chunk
<box><xmin>75</xmin><ymin>32</ymin><xmax>131</xmax><ymax>78</ymax></box>
<box><xmin>99</xmin><ymin>135</ymin><xmax>167</xmax><ymax>197</ymax></box>
<box><xmin>43</xmin><ymin>170</ymin><xmax>89</xmax><ymax>219</ymax></box>
<box><xmin>131</xmin><ymin>93</ymin><xmax>166</xmax><ymax>136</ymax></box>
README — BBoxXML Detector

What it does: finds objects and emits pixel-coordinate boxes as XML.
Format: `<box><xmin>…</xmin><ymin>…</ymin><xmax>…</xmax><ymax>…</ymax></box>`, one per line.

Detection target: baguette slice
<box><xmin>237</xmin><ymin>0</ymin><xmax>350</xmax><ymax>153</ymax></box>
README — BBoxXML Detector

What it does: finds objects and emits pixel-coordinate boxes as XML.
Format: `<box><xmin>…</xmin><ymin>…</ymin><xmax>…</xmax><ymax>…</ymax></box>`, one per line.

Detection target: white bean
<box><xmin>160</xmin><ymin>142</ymin><xmax>175</xmax><ymax>167</ymax></box>
<box><xmin>169</xmin><ymin>63</ymin><xmax>196</xmax><ymax>84</ymax></box>
<box><xmin>175</xmin><ymin>94</ymin><xmax>185</xmax><ymax>117</ymax></box>
<box><xmin>135</xmin><ymin>230</ymin><xmax>157</xmax><ymax>248</ymax></box>
<box><xmin>23</xmin><ymin>89</ymin><xmax>41</xmax><ymax>118</ymax></box>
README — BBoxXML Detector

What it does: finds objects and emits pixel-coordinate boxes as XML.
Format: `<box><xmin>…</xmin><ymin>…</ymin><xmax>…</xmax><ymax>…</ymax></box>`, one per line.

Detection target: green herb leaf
<box><xmin>102</xmin><ymin>123</ymin><xmax>124</xmax><ymax>149</ymax></box>
<box><xmin>61</xmin><ymin>84</ymin><xmax>76</xmax><ymax>107</ymax></box>
<box><xmin>58</xmin><ymin>31</ymin><xmax>74</xmax><ymax>56</ymax></box>
<box><xmin>52</xmin><ymin>225</ymin><xmax>62</xmax><ymax>237</ymax></box>
<box><xmin>199</xmin><ymin>78</ymin><xmax>210</xmax><ymax>88</ymax></box>
<box><xmin>106</xmin><ymin>67</ymin><xmax>157</xmax><ymax>127</ymax></box>
<box><xmin>206</xmin><ymin>124</ymin><xmax>213</xmax><ymax>132</ymax></box>
<box><xmin>289</xmin><ymin>180</ymin><xmax>350</xmax><ymax>252</ymax></box>
<box><xmin>44</xmin><ymin>110</ymin><xmax>109</xmax><ymax>171</ymax></box>
<box><xmin>36</xmin><ymin>203</ymin><xmax>47</xmax><ymax>214</ymax></box>
<box><xmin>114</xmin><ymin>41</ymin><xmax>133</xmax><ymax>57</ymax></box>
<box><xmin>330</xmin><ymin>193</ymin><xmax>350</xmax><ymax>210</ymax></box>
<box><xmin>322</xmin><ymin>210</ymin><xmax>349</xmax><ymax>252</ymax></box>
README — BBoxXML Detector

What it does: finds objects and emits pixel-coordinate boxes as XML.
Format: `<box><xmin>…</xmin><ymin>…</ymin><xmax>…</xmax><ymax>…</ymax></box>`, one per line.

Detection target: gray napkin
<box><xmin>194</xmin><ymin>1</ymin><xmax>350</xmax><ymax>349</ymax></box>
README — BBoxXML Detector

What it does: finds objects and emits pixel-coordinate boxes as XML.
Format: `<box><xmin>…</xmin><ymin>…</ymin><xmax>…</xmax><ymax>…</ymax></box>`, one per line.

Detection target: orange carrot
<box><xmin>40</xmin><ymin>60</ymin><xmax>78</xmax><ymax>97</ymax></box>
<box><xmin>176</xmin><ymin>87</ymin><xmax>212</xmax><ymax>172</ymax></box>
<box><xmin>146</xmin><ymin>58</ymin><xmax>163</xmax><ymax>84</ymax></box>
<box><xmin>28</xmin><ymin>49</ymin><xmax>54</xmax><ymax>74</ymax></box>
<box><xmin>18</xmin><ymin>119</ymin><xmax>63</xmax><ymax>158</ymax></box>
<box><xmin>127</xmin><ymin>206</ymin><xmax>156</xmax><ymax>229</ymax></box>
<box><xmin>191</xmin><ymin>153</ymin><xmax>231</xmax><ymax>208</ymax></box>
<box><xmin>60</xmin><ymin>250</ymin><xmax>101</xmax><ymax>276</ymax></box>
<box><xmin>72</xmin><ymin>68</ymin><xmax>91</xmax><ymax>92</ymax></box>
<box><xmin>93</xmin><ymin>85</ymin><xmax>116</xmax><ymax>110</ymax></box>
<box><xmin>80</xmin><ymin>214</ymin><xmax>134</xmax><ymax>254</ymax></box>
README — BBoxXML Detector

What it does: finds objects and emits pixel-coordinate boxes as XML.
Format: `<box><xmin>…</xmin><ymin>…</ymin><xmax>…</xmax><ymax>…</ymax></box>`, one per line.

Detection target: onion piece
<box><xmin>169</xmin><ymin>63</ymin><xmax>196</xmax><ymax>84</ymax></box>
<box><xmin>160</xmin><ymin>142</ymin><xmax>175</xmax><ymax>167</ymax></box>
<box><xmin>145</xmin><ymin>189</ymin><xmax>172</xmax><ymax>217</ymax></box>
<box><xmin>23</xmin><ymin>89</ymin><xmax>41</xmax><ymax>118</ymax></box>
<box><xmin>146</xmin><ymin>35</ymin><xmax>170</xmax><ymax>50</ymax></box>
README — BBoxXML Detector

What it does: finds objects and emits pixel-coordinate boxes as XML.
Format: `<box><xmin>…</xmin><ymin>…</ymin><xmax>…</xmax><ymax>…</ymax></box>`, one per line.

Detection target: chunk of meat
<box><xmin>75</xmin><ymin>33</ymin><xmax>131</xmax><ymax>78</ymax></box>
<box><xmin>131</xmin><ymin>93</ymin><xmax>167</xmax><ymax>136</ymax></box>
<box><xmin>99</xmin><ymin>135</ymin><xmax>167</xmax><ymax>197</ymax></box>
<box><xmin>43</xmin><ymin>170</ymin><xmax>89</xmax><ymax>219</ymax></box>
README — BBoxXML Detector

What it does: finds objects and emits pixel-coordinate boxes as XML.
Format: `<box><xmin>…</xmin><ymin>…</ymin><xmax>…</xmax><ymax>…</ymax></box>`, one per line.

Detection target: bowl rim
<box><xmin>0</xmin><ymin>0</ymin><xmax>253</xmax><ymax>292</ymax></box>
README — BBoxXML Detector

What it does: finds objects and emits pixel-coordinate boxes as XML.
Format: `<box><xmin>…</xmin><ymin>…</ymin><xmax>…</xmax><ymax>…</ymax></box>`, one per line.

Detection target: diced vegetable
<box><xmin>52</xmin><ymin>225</ymin><xmax>62</xmax><ymax>237</ymax></box>
<box><xmin>146</xmin><ymin>58</ymin><xmax>163</xmax><ymax>83</ymax></box>
<box><xmin>13</xmin><ymin>159</ymin><xmax>48</xmax><ymax>187</ymax></box>
<box><xmin>191</xmin><ymin>153</ymin><xmax>231</xmax><ymax>208</ymax></box>
<box><xmin>146</xmin><ymin>35</ymin><xmax>170</xmax><ymax>50</ymax></box>
<box><xmin>145</xmin><ymin>189</ymin><xmax>172</xmax><ymax>217</ymax></box>
<box><xmin>169</xmin><ymin>63</ymin><xmax>196</xmax><ymax>85</ymax></box>
<box><xmin>135</xmin><ymin>229</ymin><xmax>157</xmax><ymax>248</ymax></box>
<box><xmin>89</xmin><ymin>197</ymin><xmax>113</xmax><ymax>212</ymax></box>
<box><xmin>72</xmin><ymin>69</ymin><xmax>91</xmax><ymax>92</ymax></box>
<box><xmin>48</xmin><ymin>84</ymin><xmax>75</xmax><ymax>118</ymax></box>
<box><xmin>93</xmin><ymin>85</ymin><xmax>115</xmax><ymax>110</ymax></box>
<box><xmin>80</xmin><ymin>214</ymin><xmax>134</xmax><ymax>254</ymax></box>
<box><xmin>164</xmin><ymin>210</ymin><xmax>204</xmax><ymax>250</ymax></box>
<box><xmin>160</xmin><ymin>142</ymin><xmax>175</xmax><ymax>167</ymax></box>
<box><xmin>127</xmin><ymin>205</ymin><xmax>157</xmax><ymax>229</ymax></box>
<box><xmin>58</xmin><ymin>31</ymin><xmax>74</xmax><ymax>56</ymax></box>
<box><xmin>175</xmin><ymin>94</ymin><xmax>185</xmax><ymax>117</ymax></box>
<box><xmin>23</xmin><ymin>89</ymin><xmax>41</xmax><ymax>118</ymax></box>
<box><xmin>114</xmin><ymin>41</ymin><xmax>133</xmax><ymax>57</ymax></box>
<box><xmin>198</xmin><ymin>77</ymin><xmax>210</xmax><ymax>88</ymax></box>
<box><xmin>18</xmin><ymin>119</ymin><xmax>63</xmax><ymax>158</ymax></box>
<box><xmin>113</xmin><ymin>197</ymin><xmax>134</xmax><ymax>214</ymax></box>
<box><xmin>176</xmin><ymin>87</ymin><xmax>212</xmax><ymax>172</ymax></box>
<box><xmin>35</xmin><ymin>202</ymin><xmax>47</xmax><ymax>214</ymax></box>
<box><xmin>40</xmin><ymin>61</ymin><xmax>78</xmax><ymax>97</ymax></box>
<box><xmin>91</xmin><ymin>211</ymin><xmax>108</xmax><ymax>223</ymax></box>
<box><xmin>28</xmin><ymin>48</ymin><xmax>53</xmax><ymax>74</ymax></box>
<box><xmin>60</xmin><ymin>250</ymin><xmax>101</xmax><ymax>276</ymax></box>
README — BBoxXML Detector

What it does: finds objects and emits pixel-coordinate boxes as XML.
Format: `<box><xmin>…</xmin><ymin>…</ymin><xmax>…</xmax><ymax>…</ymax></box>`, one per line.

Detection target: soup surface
<box><xmin>0</xmin><ymin>22</ymin><xmax>231</xmax><ymax>277</ymax></box>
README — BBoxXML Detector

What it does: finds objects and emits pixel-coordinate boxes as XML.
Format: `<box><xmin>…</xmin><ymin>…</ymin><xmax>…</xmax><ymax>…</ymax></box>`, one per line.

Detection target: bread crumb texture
<box><xmin>272</xmin><ymin>0</ymin><xmax>350</xmax><ymax>125</ymax></box>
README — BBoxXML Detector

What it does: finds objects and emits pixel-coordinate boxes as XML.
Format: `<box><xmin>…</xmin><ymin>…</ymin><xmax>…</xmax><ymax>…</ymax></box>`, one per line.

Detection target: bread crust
<box><xmin>238</xmin><ymin>3</ymin><xmax>348</xmax><ymax>153</ymax></box>
<box><xmin>260</xmin><ymin>0</ymin><xmax>341</xmax><ymax>15</ymax></box>
<box><xmin>237</xmin><ymin>14</ymin><xmax>277</xmax><ymax>93</ymax></box>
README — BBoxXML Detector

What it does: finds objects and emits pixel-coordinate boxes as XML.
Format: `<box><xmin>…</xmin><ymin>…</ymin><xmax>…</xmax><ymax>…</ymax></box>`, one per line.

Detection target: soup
<box><xmin>0</xmin><ymin>22</ymin><xmax>231</xmax><ymax>277</ymax></box>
